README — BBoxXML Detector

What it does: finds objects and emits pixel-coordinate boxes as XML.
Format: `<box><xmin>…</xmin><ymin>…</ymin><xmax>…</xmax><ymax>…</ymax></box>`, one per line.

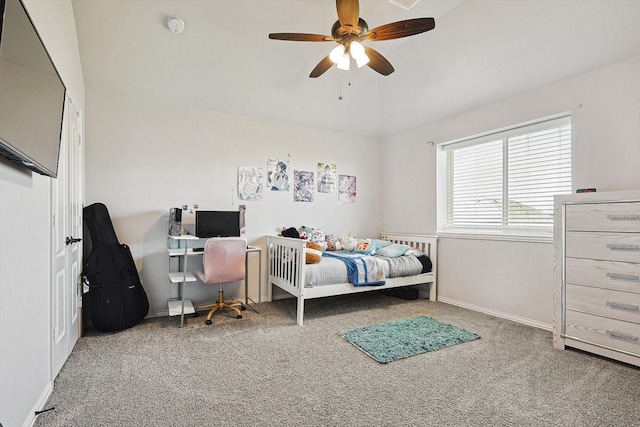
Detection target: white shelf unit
<box><xmin>168</xmin><ymin>234</ymin><xmax>201</xmax><ymax>326</ymax></box>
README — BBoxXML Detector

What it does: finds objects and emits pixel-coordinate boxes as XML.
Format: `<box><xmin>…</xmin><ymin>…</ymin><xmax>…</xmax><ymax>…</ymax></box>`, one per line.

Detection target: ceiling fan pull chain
<box><xmin>338</xmin><ymin>71</ymin><xmax>344</xmax><ymax>100</ymax></box>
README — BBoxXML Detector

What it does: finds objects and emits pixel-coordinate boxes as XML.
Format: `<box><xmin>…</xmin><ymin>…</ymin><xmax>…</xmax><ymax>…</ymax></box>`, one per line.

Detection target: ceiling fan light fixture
<box><xmin>329</xmin><ymin>45</ymin><xmax>346</xmax><ymax>63</ymax></box>
<box><xmin>350</xmin><ymin>41</ymin><xmax>365</xmax><ymax>57</ymax></box>
<box><xmin>337</xmin><ymin>52</ymin><xmax>350</xmax><ymax>70</ymax></box>
<box><xmin>349</xmin><ymin>41</ymin><xmax>369</xmax><ymax>68</ymax></box>
<box><xmin>354</xmin><ymin>52</ymin><xmax>370</xmax><ymax>68</ymax></box>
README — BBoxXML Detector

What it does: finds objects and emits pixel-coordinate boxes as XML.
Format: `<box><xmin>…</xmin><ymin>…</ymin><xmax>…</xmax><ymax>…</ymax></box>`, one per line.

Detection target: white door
<box><xmin>52</xmin><ymin>99</ymin><xmax>83</xmax><ymax>377</ymax></box>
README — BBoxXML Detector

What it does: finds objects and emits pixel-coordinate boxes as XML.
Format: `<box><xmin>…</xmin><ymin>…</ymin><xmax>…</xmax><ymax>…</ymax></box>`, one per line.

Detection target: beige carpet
<box><xmin>34</xmin><ymin>292</ymin><xmax>640</xmax><ymax>426</ymax></box>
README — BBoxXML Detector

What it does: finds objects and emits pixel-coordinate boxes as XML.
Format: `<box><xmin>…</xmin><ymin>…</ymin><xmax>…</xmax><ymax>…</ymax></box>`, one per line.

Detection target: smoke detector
<box><xmin>167</xmin><ymin>16</ymin><xmax>185</xmax><ymax>34</ymax></box>
<box><xmin>388</xmin><ymin>0</ymin><xmax>421</xmax><ymax>10</ymax></box>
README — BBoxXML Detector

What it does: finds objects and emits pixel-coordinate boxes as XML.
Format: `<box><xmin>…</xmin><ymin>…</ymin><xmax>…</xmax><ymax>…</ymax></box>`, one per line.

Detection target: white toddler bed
<box><xmin>267</xmin><ymin>233</ymin><xmax>437</xmax><ymax>325</ymax></box>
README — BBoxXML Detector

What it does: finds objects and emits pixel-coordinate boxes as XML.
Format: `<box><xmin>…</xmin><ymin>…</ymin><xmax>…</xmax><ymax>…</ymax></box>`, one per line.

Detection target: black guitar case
<box><xmin>82</xmin><ymin>203</ymin><xmax>149</xmax><ymax>332</ymax></box>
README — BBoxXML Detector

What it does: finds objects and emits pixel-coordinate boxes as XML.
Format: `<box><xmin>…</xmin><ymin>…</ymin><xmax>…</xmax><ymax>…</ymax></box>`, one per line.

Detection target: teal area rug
<box><xmin>338</xmin><ymin>315</ymin><xmax>480</xmax><ymax>364</ymax></box>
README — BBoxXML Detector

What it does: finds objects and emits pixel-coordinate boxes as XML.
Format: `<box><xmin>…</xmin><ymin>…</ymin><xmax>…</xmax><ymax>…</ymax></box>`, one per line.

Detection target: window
<box><xmin>437</xmin><ymin>115</ymin><xmax>571</xmax><ymax>238</ymax></box>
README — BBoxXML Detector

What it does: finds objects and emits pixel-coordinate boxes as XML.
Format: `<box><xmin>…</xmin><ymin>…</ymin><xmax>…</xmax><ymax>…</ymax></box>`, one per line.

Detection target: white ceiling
<box><xmin>71</xmin><ymin>0</ymin><xmax>640</xmax><ymax>138</ymax></box>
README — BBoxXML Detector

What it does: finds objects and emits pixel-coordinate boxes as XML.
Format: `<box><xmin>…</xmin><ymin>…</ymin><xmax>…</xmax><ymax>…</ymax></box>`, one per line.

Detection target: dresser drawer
<box><xmin>566</xmin><ymin>284</ymin><xmax>640</xmax><ymax>324</ymax></box>
<box><xmin>565</xmin><ymin>258</ymin><xmax>640</xmax><ymax>293</ymax></box>
<box><xmin>565</xmin><ymin>310</ymin><xmax>640</xmax><ymax>356</ymax></box>
<box><xmin>566</xmin><ymin>202</ymin><xmax>640</xmax><ymax>232</ymax></box>
<box><xmin>565</xmin><ymin>232</ymin><xmax>640</xmax><ymax>263</ymax></box>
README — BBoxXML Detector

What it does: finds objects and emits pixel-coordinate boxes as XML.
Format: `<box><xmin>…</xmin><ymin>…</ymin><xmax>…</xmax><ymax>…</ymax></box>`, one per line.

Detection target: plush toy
<box><xmin>298</xmin><ymin>225</ymin><xmax>313</xmax><ymax>240</ymax></box>
<box><xmin>305</xmin><ymin>241</ymin><xmax>324</xmax><ymax>264</ymax></box>
<box><xmin>281</xmin><ymin>227</ymin><xmax>300</xmax><ymax>238</ymax></box>
<box><xmin>340</xmin><ymin>235</ymin><xmax>358</xmax><ymax>251</ymax></box>
<box><xmin>354</xmin><ymin>238</ymin><xmax>374</xmax><ymax>255</ymax></box>
<box><xmin>309</xmin><ymin>228</ymin><xmax>327</xmax><ymax>250</ymax></box>
<box><xmin>325</xmin><ymin>234</ymin><xmax>342</xmax><ymax>251</ymax></box>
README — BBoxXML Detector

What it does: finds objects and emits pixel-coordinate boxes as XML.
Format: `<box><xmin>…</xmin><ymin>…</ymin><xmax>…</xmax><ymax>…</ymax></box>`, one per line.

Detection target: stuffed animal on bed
<box><xmin>325</xmin><ymin>234</ymin><xmax>342</xmax><ymax>251</ymax></box>
<box><xmin>339</xmin><ymin>235</ymin><xmax>358</xmax><ymax>251</ymax></box>
<box><xmin>305</xmin><ymin>241</ymin><xmax>324</xmax><ymax>264</ymax></box>
<box><xmin>298</xmin><ymin>225</ymin><xmax>314</xmax><ymax>240</ymax></box>
<box><xmin>297</xmin><ymin>226</ymin><xmax>327</xmax><ymax>249</ymax></box>
<box><xmin>309</xmin><ymin>229</ymin><xmax>326</xmax><ymax>249</ymax></box>
<box><xmin>281</xmin><ymin>227</ymin><xmax>300</xmax><ymax>238</ymax></box>
<box><xmin>354</xmin><ymin>238</ymin><xmax>375</xmax><ymax>255</ymax></box>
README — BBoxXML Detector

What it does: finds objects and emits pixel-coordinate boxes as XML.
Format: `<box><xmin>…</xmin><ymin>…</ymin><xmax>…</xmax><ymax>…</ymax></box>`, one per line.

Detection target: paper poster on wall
<box><xmin>239</xmin><ymin>204</ymin><xmax>246</xmax><ymax>230</ymax></box>
<box><xmin>293</xmin><ymin>170</ymin><xmax>314</xmax><ymax>202</ymax></box>
<box><xmin>317</xmin><ymin>162</ymin><xmax>337</xmax><ymax>193</ymax></box>
<box><xmin>338</xmin><ymin>175</ymin><xmax>356</xmax><ymax>204</ymax></box>
<box><xmin>267</xmin><ymin>159</ymin><xmax>290</xmax><ymax>191</ymax></box>
<box><xmin>238</xmin><ymin>167</ymin><xmax>264</xmax><ymax>201</ymax></box>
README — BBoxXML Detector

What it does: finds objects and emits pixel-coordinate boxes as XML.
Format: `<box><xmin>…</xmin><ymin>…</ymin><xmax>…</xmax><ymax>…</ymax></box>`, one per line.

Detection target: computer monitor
<box><xmin>195</xmin><ymin>210</ymin><xmax>241</xmax><ymax>238</ymax></box>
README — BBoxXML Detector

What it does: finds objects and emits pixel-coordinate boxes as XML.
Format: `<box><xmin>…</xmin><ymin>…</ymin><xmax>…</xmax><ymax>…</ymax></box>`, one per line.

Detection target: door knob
<box><xmin>65</xmin><ymin>236</ymin><xmax>82</xmax><ymax>245</ymax></box>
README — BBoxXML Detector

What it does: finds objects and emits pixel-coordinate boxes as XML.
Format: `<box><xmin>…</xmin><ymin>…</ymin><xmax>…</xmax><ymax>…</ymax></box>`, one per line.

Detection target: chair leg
<box><xmin>204</xmin><ymin>288</ymin><xmax>244</xmax><ymax>323</ymax></box>
<box><xmin>221</xmin><ymin>302</ymin><xmax>243</xmax><ymax>317</ymax></box>
<box><xmin>206</xmin><ymin>304</ymin><xmax>222</xmax><ymax>321</ymax></box>
<box><xmin>224</xmin><ymin>299</ymin><xmax>246</xmax><ymax>310</ymax></box>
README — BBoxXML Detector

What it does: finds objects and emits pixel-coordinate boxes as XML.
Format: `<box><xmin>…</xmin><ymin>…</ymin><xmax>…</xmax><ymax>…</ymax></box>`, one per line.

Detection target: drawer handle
<box><xmin>606</xmin><ymin>272</ymin><xmax>640</xmax><ymax>282</ymax></box>
<box><xmin>607</xmin><ymin>301</ymin><xmax>639</xmax><ymax>312</ymax></box>
<box><xmin>607</xmin><ymin>214</ymin><xmax>640</xmax><ymax>221</ymax></box>
<box><xmin>606</xmin><ymin>243</ymin><xmax>640</xmax><ymax>251</ymax></box>
<box><xmin>606</xmin><ymin>330</ymin><xmax>639</xmax><ymax>343</ymax></box>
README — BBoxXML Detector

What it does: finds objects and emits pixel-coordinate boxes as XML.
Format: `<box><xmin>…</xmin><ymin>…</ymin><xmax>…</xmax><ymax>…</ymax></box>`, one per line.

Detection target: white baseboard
<box><xmin>23</xmin><ymin>381</ymin><xmax>53</xmax><ymax>427</ymax></box>
<box><xmin>436</xmin><ymin>296</ymin><xmax>552</xmax><ymax>331</ymax></box>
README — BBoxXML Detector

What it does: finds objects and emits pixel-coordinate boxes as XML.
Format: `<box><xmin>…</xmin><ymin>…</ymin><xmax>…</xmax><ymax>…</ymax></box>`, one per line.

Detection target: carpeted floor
<box><xmin>34</xmin><ymin>292</ymin><xmax>640</xmax><ymax>426</ymax></box>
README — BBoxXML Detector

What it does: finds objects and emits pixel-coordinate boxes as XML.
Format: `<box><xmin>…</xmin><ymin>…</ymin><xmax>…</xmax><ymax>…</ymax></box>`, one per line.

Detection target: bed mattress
<box><xmin>304</xmin><ymin>254</ymin><xmax>432</xmax><ymax>288</ymax></box>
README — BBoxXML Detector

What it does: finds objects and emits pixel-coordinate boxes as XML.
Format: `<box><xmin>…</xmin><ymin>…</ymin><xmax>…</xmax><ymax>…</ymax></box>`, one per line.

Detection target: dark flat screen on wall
<box><xmin>0</xmin><ymin>0</ymin><xmax>66</xmax><ymax>177</ymax></box>
<box><xmin>195</xmin><ymin>211</ymin><xmax>241</xmax><ymax>238</ymax></box>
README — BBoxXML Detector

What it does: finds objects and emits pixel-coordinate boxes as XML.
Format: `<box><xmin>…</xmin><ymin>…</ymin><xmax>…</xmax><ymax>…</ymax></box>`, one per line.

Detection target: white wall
<box><xmin>84</xmin><ymin>90</ymin><xmax>382</xmax><ymax>316</ymax></box>
<box><xmin>382</xmin><ymin>55</ymin><xmax>640</xmax><ymax>328</ymax></box>
<box><xmin>0</xmin><ymin>1</ymin><xmax>84</xmax><ymax>426</ymax></box>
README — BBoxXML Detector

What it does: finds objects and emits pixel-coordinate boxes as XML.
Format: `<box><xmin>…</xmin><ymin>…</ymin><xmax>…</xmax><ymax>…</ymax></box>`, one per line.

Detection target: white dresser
<box><xmin>554</xmin><ymin>190</ymin><xmax>640</xmax><ymax>367</ymax></box>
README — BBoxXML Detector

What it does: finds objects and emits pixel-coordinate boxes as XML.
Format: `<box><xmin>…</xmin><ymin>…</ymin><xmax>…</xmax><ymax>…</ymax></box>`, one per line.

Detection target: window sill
<box><xmin>436</xmin><ymin>232</ymin><xmax>553</xmax><ymax>244</ymax></box>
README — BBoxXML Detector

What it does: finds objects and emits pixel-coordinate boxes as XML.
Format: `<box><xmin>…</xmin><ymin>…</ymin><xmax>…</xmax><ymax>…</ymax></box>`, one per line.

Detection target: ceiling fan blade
<box><xmin>309</xmin><ymin>55</ymin><xmax>334</xmax><ymax>78</ymax></box>
<box><xmin>269</xmin><ymin>33</ymin><xmax>334</xmax><ymax>42</ymax></box>
<box><xmin>336</xmin><ymin>0</ymin><xmax>359</xmax><ymax>32</ymax></box>
<box><xmin>365</xmin><ymin>18</ymin><xmax>435</xmax><ymax>41</ymax></box>
<box><xmin>364</xmin><ymin>46</ymin><xmax>394</xmax><ymax>76</ymax></box>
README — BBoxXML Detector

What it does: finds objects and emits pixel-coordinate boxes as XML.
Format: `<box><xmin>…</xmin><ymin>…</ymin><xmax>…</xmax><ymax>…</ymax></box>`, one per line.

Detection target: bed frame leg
<box><xmin>296</xmin><ymin>297</ymin><xmax>304</xmax><ymax>325</ymax></box>
<box><xmin>429</xmin><ymin>282</ymin><xmax>437</xmax><ymax>302</ymax></box>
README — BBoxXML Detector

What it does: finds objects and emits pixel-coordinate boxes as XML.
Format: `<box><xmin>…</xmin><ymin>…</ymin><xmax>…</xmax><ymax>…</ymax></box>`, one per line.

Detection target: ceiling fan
<box><xmin>268</xmin><ymin>0</ymin><xmax>435</xmax><ymax>78</ymax></box>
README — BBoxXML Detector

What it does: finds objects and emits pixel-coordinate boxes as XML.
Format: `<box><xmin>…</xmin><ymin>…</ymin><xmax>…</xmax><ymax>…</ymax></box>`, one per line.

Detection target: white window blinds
<box><xmin>437</xmin><ymin>115</ymin><xmax>572</xmax><ymax>237</ymax></box>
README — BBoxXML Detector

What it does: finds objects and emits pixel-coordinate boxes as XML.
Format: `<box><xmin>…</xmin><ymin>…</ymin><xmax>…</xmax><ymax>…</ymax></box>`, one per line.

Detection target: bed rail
<box><xmin>267</xmin><ymin>236</ymin><xmax>307</xmax><ymax>299</ymax></box>
<box><xmin>381</xmin><ymin>233</ymin><xmax>438</xmax><ymax>293</ymax></box>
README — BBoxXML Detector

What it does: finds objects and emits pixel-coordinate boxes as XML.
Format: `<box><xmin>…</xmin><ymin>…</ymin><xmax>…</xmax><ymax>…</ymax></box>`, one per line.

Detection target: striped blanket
<box><xmin>323</xmin><ymin>252</ymin><xmax>386</xmax><ymax>286</ymax></box>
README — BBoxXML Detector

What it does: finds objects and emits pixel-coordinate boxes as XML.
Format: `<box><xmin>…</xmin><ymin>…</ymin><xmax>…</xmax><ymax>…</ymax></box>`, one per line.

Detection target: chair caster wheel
<box><xmin>205</xmin><ymin>319</ymin><xmax>212</xmax><ymax>325</ymax></box>
<box><xmin>240</xmin><ymin>305</ymin><xmax>247</xmax><ymax>311</ymax></box>
<box><xmin>193</xmin><ymin>312</ymin><xmax>200</xmax><ymax>318</ymax></box>
<box><xmin>236</xmin><ymin>315</ymin><xmax>242</xmax><ymax>319</ymax></box>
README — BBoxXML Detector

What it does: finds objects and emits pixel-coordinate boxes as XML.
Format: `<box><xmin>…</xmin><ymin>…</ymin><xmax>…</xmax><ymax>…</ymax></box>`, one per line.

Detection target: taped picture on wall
<box><xmin>267</xmin><ymin>158</ymin><xmax>290</xmax><ymax>191</ymax></box>
<box><xmin>294</xmin><ymin>170</ymin><xmax>314</xmax><ymax>202</ymax></box>
<box><xmin>238</xmin><ymin>167</ymin><xmax>264</xmax><ymax>201</ymax></box>
<box><xmin>339</xmin><ymin>175</ymin><xmax>356</xmax><ymax>204</ymax></box>
<box><xmin>317</xmin><ymin>162</ymin><xmax>337</xmax><ymax>193</ymax></box>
